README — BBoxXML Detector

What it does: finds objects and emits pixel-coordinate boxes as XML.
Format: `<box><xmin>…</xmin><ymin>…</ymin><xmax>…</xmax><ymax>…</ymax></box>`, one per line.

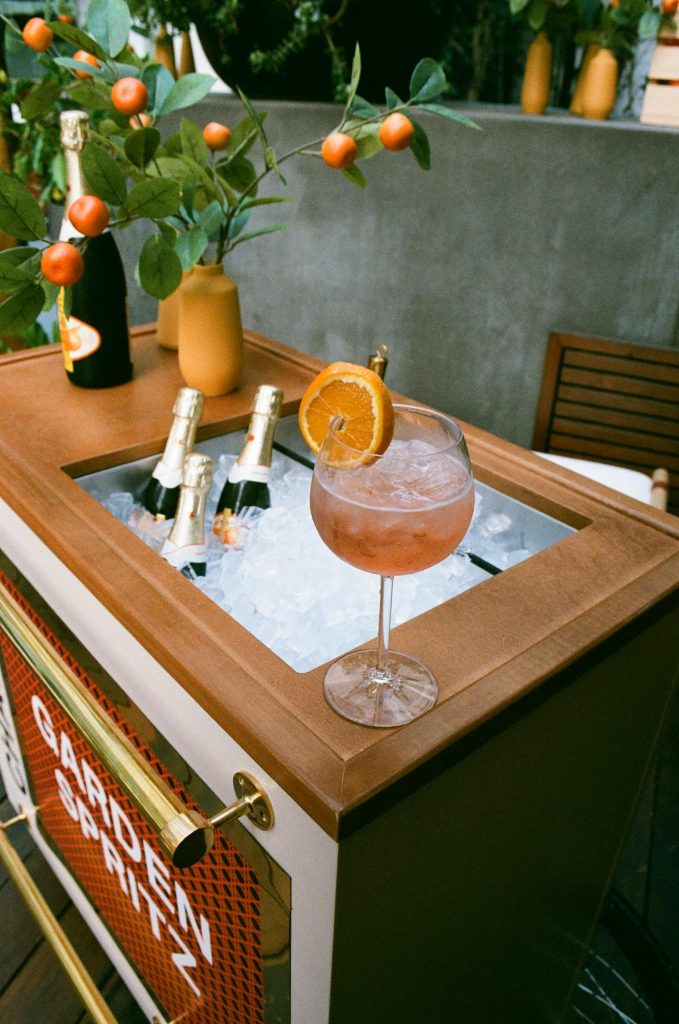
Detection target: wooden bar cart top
<box><xmin>1</xmin><ymin>327</ymin><xmax>678</xmax><ymax>839</ymax></box>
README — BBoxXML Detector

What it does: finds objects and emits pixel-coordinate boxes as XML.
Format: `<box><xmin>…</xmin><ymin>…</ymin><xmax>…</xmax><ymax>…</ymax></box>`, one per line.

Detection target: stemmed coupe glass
<box><xmin>310</xmin><ymin>403</ymin><xmax>475</xmax><ymax>728</ymax></box>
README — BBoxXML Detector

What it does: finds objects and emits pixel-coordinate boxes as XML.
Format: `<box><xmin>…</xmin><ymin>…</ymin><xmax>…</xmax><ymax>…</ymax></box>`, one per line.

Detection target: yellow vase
<box><xmin>520</xmin><ymin>32</ymin><xmax>553</xmax><ymax>115</ymax></box>
<box><xmin>156</xmin><ymin>272</ymin><xmax>190</xmax><ymax>351</ymax></box>
<box><xmin>582</xmin><ymin>48</ymin><xmax>619</xmax><ymax>120</ymax></box>
<box><xmin>177</xmin><ymin>265</ymin><xmax>244</xmax><ymax>396</ymax></box>
<box><xmin>178</xmin><ymin>31</ymin><xmax>196</xmax><ymax>77</ymax></box>
<box><xmin>570</xmin><ymin>44</ymin><xmax>600</xmax><ymax>116</ymax></box>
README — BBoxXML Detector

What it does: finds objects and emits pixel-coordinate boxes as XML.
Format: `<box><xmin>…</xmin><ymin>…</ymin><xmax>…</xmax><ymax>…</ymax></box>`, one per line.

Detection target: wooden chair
<box><xmin>532</xmin><ymin>332</ymin><xmax>679</xmax><ymax>514</ymax></box>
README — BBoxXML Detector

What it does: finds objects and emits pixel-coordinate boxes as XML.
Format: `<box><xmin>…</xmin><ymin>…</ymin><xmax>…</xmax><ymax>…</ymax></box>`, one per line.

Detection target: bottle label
<box><xmin>159</xmin><ymin>539</ymin><xmax>206</xmax><ymax>569</ymax></box>
<box><xmin>228</xmin><ymin>463</ymin><xmax>271</xmax><ymax>484</ymax></box>
<box><xmin>58</xmin><ymin>288</ymin><xmax>102</xmax><ymax>368</ymax></box>
<box><xmin>151</xmin><ymin>462</ymin><xmax>183</xmax><ymax>488</ymax></box>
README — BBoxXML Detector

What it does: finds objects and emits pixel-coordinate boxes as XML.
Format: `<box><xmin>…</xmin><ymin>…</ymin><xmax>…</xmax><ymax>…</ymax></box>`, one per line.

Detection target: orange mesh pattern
<box><xmin>0</xmin><ymin>572</ymin><xmax>264</xmax><ymax>1024</ymax></box>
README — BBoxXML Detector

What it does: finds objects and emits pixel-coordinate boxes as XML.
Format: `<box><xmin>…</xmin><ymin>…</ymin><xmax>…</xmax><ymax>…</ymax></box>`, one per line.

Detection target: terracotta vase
<box><xmin>154</xmin><ymin>26</ymin><xmax>177</xmax><ymax>78</ymax></box>
<box><xmin>520</xmin><ymin>31</ymin><xmax>553</xmax><ymax>115</ymax></box>
<box><xmin>581</xmin><ymin>49</ymin><xmax>619</xmax><ymax>120</ymax></box>
<box><xmin>570</xmin><ymin>44</ymin><xmax>600</xmax><ymax>116</ymax></box>
<box><xmin>177</xmin><ymin>265</ymin><xmax>244</xmax><ymax>396</ymax></box>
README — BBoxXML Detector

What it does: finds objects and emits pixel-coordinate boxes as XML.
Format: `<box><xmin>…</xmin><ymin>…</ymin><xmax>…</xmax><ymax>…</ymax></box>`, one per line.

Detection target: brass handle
<box><xmin>0</xmin><ymin>811</ymin><xmax>122</xmax><ymax>1024</ymax></box>
<box><xmin>0</xmin><ymin>586</ymin><xmax>273</xmax><ymax>869</ymax></box>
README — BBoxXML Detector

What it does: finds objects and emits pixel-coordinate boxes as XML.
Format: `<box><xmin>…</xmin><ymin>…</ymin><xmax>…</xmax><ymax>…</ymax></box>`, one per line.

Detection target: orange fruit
<box><xmin>203</xmin><ymin>121</ymin><xmax>232</xmax><ymax>151</ymax></box>
<box><xmin>662</xmin><ymin>0</ymin><xmax>678</xmax><ymax>12</ymax></box>
<box><xmin>379</xmin><ymin>112</ymin><xmax>415</xmax><ymax>152</ymax></box>
<box><xmin>68</xmin><ymin>195</ymin><xmax>110</xmax><ymax>236</ymax></box>
<box><xmin>111</xmin><ymin>77</ymin><xmax>149</xmax><ymax>117</ymax></box>
<box><xmin>58</xmin><ymin>13</ymin><xmax>74</xmax><ymax>23</ymax></box>
<box><xmin>22</xmin><ymin>17</ymin><xmax>53</xmax><ymax>52</ymax></box>
<box><xmin>129</xmin><ymin>112</ymin><xmax>154</xmax><ymax>128</ymax></box>
<box><xmin>298</xmin><ymin>361</ymin><xmax>394</xmax><ymax>456</ymax></box>
<box><xmin>72</xmin><ymin>50</ymin><xmax>100</xmax><ymax>79</ymax></box>
<box><xmin>321</xmin><ymin>132</ymin><xmax>358</xmax><ymax>170</ymax></box>
<box><xmin>41</xmin><ymin>242</ymin><xmax>84</xmax><ymax>287</ymax></box>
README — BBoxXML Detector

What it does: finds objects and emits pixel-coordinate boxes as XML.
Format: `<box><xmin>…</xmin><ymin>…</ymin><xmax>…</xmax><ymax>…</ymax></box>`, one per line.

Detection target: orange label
<box><xmin>58</xmin><ymin>288</ymin><xmax>102</xmax><ymax>369</ymax></box>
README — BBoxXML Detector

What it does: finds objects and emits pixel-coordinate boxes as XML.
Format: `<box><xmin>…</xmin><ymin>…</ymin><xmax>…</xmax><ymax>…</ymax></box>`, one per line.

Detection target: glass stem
<box><xmin>375</xmin><ymin>575</ymin><xmax>393</xmax><ymax>672</ymax></box>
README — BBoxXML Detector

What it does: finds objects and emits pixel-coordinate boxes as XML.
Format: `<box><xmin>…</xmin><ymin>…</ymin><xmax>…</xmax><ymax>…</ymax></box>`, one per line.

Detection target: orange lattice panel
<box><xmin>0</xmin><ymin>572</ymin><xmax>264</xmax><ymax>1024</ymax></box>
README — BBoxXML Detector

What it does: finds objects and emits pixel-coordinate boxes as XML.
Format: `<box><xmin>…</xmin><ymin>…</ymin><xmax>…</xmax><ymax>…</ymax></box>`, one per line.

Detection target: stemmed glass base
<box><xmin>323</xmin><ymin>648</ymin><xmax>438</xmax><ymax>728</ymax></box>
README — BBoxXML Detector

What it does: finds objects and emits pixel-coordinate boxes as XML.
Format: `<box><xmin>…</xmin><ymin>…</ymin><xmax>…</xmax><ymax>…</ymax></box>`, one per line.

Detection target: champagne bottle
<box><xmin>141</xmin><ymin>387</ymin><xmax>204</xmax><ymax>520</ymax></box>
<box><xmin>213</xmin><ymin>385</ymin><xmax>283</xmax><ymax>542</ymax></box>
<box><xmin>367</xmin><ymin>343</ymin><xmax>388</xmax><ymax>379</ymax></box>
<box><xmin>160</xmin><ymin>452</ymin><xmax>213</xmax><ymax>577</ymax></box>
<box><xmin>58</xmin><ymin>110</ymin><xmax>133</xmax><ymax>389</ymax></box>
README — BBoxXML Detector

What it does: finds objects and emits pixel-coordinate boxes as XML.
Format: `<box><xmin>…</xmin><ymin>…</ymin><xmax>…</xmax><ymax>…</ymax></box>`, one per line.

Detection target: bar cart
<box><xmin>0</xmin><ymin>327</ymin><xmax>677</xmax><ymax>1024</ymax></box>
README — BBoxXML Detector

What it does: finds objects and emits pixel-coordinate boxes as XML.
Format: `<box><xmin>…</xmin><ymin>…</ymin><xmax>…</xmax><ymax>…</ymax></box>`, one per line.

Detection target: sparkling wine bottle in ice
<box><xmin>160</xmin><ymin>452</ymin><xmax>213</xmax><ymax>577</ymax></box>
<box><xmin>58</xmin><ymin>110</ymin><xmax>133</xmax><ymax>389</ymax></box>
<box><xmin>141</xmin><ymin>387</ymin><xmax>204</xmax><ymax>520</ymax></box>
<box><xmin>213</xmin><ymin>384</ymin><xmax>282</xmax><ymax>544</ymax></box>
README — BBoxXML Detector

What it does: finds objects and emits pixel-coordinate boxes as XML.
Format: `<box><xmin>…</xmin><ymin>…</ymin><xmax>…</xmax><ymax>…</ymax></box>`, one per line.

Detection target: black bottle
<box><xmin>58</xmin><ymin>110</ymin><xmax>132</xmax><ymax>389</ymax></box>
<box><xmin>141</xmin><ymin>387</ymin><xmax>204</xmax><ymax>520</ymax></box>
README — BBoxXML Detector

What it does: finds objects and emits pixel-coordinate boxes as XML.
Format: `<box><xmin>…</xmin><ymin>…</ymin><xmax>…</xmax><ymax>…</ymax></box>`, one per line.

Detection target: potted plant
<box><xmin>0</xmin><ymin>0</ymin><xmax>478</xmax><ymax>392</ymax></box>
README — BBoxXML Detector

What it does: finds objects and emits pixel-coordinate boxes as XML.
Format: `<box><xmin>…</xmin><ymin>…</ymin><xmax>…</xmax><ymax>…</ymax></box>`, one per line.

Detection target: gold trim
<box><xmin>0</xmin><ymin>584</ymin><xmax>213</xmax><ymax>867</ymax></box>
<box><xmin>0</xmin><ymin>812</ymin><xmax>122</xmax><ymax>1024</ymax></box>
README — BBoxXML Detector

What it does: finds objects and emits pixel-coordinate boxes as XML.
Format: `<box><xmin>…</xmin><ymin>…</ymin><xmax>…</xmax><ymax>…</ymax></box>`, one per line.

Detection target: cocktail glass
<box><xmin>310</xmin><ymin>403</ymin><xmax>474</xmax><ymax>727</ymax></box>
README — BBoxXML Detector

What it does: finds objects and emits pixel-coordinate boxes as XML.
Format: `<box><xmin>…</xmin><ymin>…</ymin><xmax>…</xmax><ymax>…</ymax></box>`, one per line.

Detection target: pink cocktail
<box><xmin>311</xmin><ymin>403</ymin><xmax>475</xmax><ymax>727</ymax></box>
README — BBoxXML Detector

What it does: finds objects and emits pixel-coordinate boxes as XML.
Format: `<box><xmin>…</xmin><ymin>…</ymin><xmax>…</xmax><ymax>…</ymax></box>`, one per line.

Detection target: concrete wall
<box><xmin>121</xmin><ymin>99</ymin><xmax>679</xmax><ymax>449</ymax></box>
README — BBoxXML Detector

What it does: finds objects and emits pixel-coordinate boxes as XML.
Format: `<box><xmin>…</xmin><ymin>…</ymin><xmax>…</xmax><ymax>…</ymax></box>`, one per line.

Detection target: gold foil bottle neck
<box><xmin>182</xmin><ymin>451</ymin><xmax>213</xmax><ymax>491</ymax></box>
<box><xmin>173</xmin><ymin>387</ymin><xmax>205</xmax><ymax>423</ymax></box>
<box><xmin>367</xmin><ymin>344</ymin><xmax>388</xmax><ymax>379</ymax></box>
<box><xmin>60</xmin><ymin>110</ymin><xmax>89</xmax><ymax>152</ymax></box>
<box><xmin>252</xmin><ymin>384</ymin><xmax>283</xmax><ymax>419</ymax></box>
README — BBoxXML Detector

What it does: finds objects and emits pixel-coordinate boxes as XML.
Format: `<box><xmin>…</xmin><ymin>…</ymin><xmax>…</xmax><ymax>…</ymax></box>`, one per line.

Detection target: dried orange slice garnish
<box><xmin>298</xmin><ymin>361</ymin><xmax>394</xmax><ymax>455</ymax></box>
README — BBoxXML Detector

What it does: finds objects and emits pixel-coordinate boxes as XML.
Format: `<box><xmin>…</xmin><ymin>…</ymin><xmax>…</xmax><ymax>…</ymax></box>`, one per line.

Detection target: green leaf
<box><xmin>239</xmin><ymin>195</ymin><xmax>290</xmax><ymax>211</ymax></box>
<box><xmin>142</xmin><ymin>63</ymin><xmax>175</xmax><ymax>116</ymax></box>
<box><xmin>0</xmin><ymin>285</ymin><xmax>45</xmax><ymax>333</ymax></box>
<box><xmin>137</xmin><ymin>235</ymin><xmax>182</xmax><ymax>299</ymax></box>
<box><xmin>0</xmin><ymin>253</ymin><xmax>35</xmax><ymax>292</ymax></box>
<box><xmin>352</xmin><ymin>123</ymin><xmax>382</xmax><ymax>160</ymax></box>
<box><xmin>158</xmin><ymin>74</ymin><xmax>215</xmax><ymax>116</ymax></box>
<box><xmin>0</xmin><ymin>246</ymin><xmax>38</xmax><ymax>268</ymax></box>
<box><xmin>219</xmin><ymin>155</ymin><xmax>256</xmax><ymax>193</ymax></box>
<box><xmin>180</xmin><ymin>118</ymin><xmax>209</xmax><ymax>166</ymax></box>
<box><xmin>416</xmin><ymin>102</ymin><xmax>481</xmax><ymax>130</ymax></box>
<box><xmin>344</xmin><ymin>44</ymin><xmax>362</xmax><ymax>112</ymax></box>
<box><xmin>409</xmin><ymin>59</ymin><xmax>446</xmax><ymax>102</ymax></box>
<box><xmin>237</xmin><ymin>88</ymin><xmax>271</xmax><ymax>158</ymax></box>
<box><xmin>179</xmin><ymin>154</ymin><xmax>219</xmax><ymax>201</ymax></box>
<box><xmin>197</xmin><ymin>200</ymin><xmax>225</xmax><ymax>237</ymax></box>
<box><xmin>81</xmin><ymin>142</ymin><xmax>128</xmax><ymax>205</ymax></box>
<box><xmin>68</xmin><ymin>80</ymin><xmax>113</xmax><ymax>111</ymax></box>
<box><xmin>639</xmin><ymin>10</ymin><xmax>660</xmax><ymax>38</ymax></box>
<box><xmin>124</xmin><ymin>127</ymin><xmax>161</xmax><ymax>168</ymax></box>
<box><xmin>41</xmin><ymin>279</ymin><xmax>59</xmax><ymax>311</ymax></box>
<box><xmin>509</xmin><ymin>0</ymin><xmax>531</xmax><ymax>13</ymax></box>
<box><xmin>351</xmin><ymin>95</ymin><xmax>379</xmax><ymax>119</ymax></box>
<box><xmin>265</xmin><ymin>145</ymin><xmax>286</xmax><ymax>185</ymax></box>
<box><xmin>175</xmin><ymin>226</ymin><xmax>209</xmax><ymax>270</ymax></box>
<box><xmin>341</xmin><ymin>164</ymin><xmax>367</xmax><ymax>189</ymax></box>
<box><xmin>86</xmin><ymin>0</ymin><xmax>131</xmax><ymax>58</ymax></box>
<box><xmin>227</xmin><ymin>208</ymin><xmax>250</xmax><ymax>240</ymax></box>
<box><xmin>54</xmin><ymin>56</ymin><xmax>110</xmax><ymax>81</ymax></box>
<box><xmin>19</xmin><ymin>82</ymin><xmax>62</xmax><ymax>120</ymax></box>
<box><xmin>385</xmin><ymin>87</ymin><xmax>404</xmax><ymax>110</ymax></box>
<box><xmin>122</xmin><ymin>179</ymin><xmax>181</xmax><ymax>219</ymax></box>
<box><xmin>527</xmin><ymin>0</ymin><xmax>548</xmax><ymax>31</ymax></box>
<box><xmin>0</xmin><ymin>174</ymin><xmax>46</xmax><ymax>241</ymax></box>
<box><xmin>228</xmin><ymin>114</ymin><xmax>265</xmax><ymax>159</ymax></box>
<box><xmin>46</xmin><ymin>21</ymin><xmax>107</xmax><ymax>61</ymax></box>
<box><xmin>230</xmin><ymin>222</ymin><xmax>288</xmax><ymax>249</ymax></box>
<box><xmin>146</xmin><ymin>156</ymin><xmax>192</xmax><ymax>181</ymax></box>
<box><xmin>410</xmin><ymin>119</ymin><xmax>431</xmax><ymax>170</ymax></box>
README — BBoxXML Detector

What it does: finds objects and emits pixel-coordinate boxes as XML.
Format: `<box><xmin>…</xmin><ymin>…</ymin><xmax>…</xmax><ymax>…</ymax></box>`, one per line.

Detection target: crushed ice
<box><xmin>100</xmin><ymin>451</ymin><xmax>528</xmax><ymax>673</ymax></box>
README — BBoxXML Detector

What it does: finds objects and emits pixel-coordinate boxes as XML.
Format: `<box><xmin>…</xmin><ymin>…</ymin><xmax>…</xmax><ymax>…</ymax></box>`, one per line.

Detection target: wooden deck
<box><xmin>0</xmin><ymin>782</ymin><xmax>145</xmax><ymax>1024</ymax></box>
<box><xmin>1</xmin><ymin>687</ymin><xmax>677</xmax><ymax>1022</ymax></box>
